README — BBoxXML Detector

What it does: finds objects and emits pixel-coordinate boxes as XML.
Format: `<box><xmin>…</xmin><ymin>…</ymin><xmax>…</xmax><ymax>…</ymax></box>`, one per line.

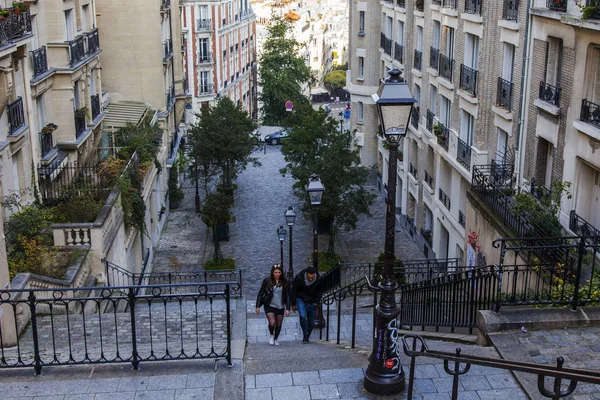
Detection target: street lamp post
<box><xmin>285</xmin><ymin>206</ymin><xmax>297</xmax><ymax>281</ymax></box>
<box><xmin>306</xmin><ymin>174</ymin><xmax>325</xmax><ymax>328</ymax></box>
<box><xmin>363</xmin><ymin>68</ymin><xmax>415</xmax><ymax>396</ymax></box>
<box><xmin>338</xmin><ymin>111</ymin><xmax>344</xmax><ymax>134</ymax></box>
<box><xmin>277</xmin><ymin>225</ymin><xmax>286</xmax><ymax>268</ymax></box>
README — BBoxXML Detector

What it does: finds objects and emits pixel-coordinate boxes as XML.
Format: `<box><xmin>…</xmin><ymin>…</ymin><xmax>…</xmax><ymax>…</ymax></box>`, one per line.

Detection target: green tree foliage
<box><xmin>259</xmin><ymin>15</ymin><xmax>312</xmax><ymax>126</ymax></box>
<box><xmin>199</xmin><ymin>192</ymin><xmax>233</xmax><ymax>263</ymax></box>
<box><xmin>324</xmin><ymin>70</ymin><xmax>346</xmax><ymax>91</ymax></box>
<box><xmin>280</xmin><ymin>108</ymin><xmax>376</xmax><ymax>255</ymax></box>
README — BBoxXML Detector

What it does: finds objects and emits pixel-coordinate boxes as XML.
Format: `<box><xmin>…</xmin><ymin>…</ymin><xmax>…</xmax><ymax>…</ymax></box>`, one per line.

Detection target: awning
<box><xmin>101</xmin><ymin>101</ymin><xmax>149</xmax><ymax>130</ymax></box>
<box><xmin>311</xmin><ymin>87</ymin><xmax>329</xmax><ymax>95</ymax></box>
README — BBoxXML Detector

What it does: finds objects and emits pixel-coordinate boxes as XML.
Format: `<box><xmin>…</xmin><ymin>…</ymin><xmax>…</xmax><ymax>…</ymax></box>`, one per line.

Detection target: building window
<box><xmin>81</xmin><ymin>5</ymin><xmax>89</xmax><ymax>32</ymax></box>
<box><xmin>502</xmin><ymin>43</ymin><xmax>515</xmax><ymax>82</ymax></box>
<box><xmin>358</xmin><ymin>56</ymin><xmax>364</xmax><ymax>79</ymax></box>
<box><xmin>496</xmin><ymin>128</ymin><xmax>508</xmax><ymax>162</ymax></box>
<box><xmin>439</xmin><ymin>95</ymin><xmax>451</xmax><ymax>127</ymax></box>
<box><xmin>429</xmin><ymin>84</ymin><xmax>437</xmax><ymax>114</ymax></box>
<box><xmin>397</xmin><ymin>20</ymin><xmax>404</xmax><ymax>45</ymax></box>
<box><xmin>460</xmin><ymin>110</ymin><xmax>474</xmax><ymax>145</ymax></box>
<box><xmin>416</xmin><ymin>26</ymin><xmax>423</xmax><ymax>52</ymax></box>
<box><xmin>464</xmin><ymin>33</ymin><xmax>479</xmax><ymax>69</ymax></box>
<box><xmin>357</xmin><ymin>102</ymin><xmax>364</xmax><ymax>123</ymax></box>
<box><xmin>64</xmin><ymin>9</ymin><xmax>75</xmax><ymax>40</ymax></box>
<box><xmin>445</xmin><ymin>27</ymin><xmax>455</xmax><ymax>58</ymax></box>
<box><xmin>544</xmin><ymin>37</ymin><xmax>563</xmax><ymax>87</ymax></box>
<box><xmin>359</xmin><ymin>11</ymin><xmax>365</xmax><ymax>34</ymax></box>
<box><xmin>433</xmin><ymin>21</ymin><xmax>440</xmax><ymax>50</ymax></box>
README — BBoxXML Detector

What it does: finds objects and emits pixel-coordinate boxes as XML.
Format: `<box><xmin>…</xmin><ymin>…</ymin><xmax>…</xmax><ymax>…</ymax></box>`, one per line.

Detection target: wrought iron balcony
<box><xmin>31</xmin><ymin>46</ymin><xmax>48</xmax><ymax>78</ymax></box>
<box><xmin>457</xmin><ymin>137</ymin><xmax>472</xmax><ymax>170</ymax></box>
<box><xmin>439</xmin><ymin>54</ymin><xmax>454</xmax><ymax>83</ymax></box>
<box><xmin>459</xmin><ymin>211</ymin><xmax>466</xmax><ymax>227</ymax></box>
<box><xmin>416</xmin><ymin>0</ymin><xmax>424</xmax><ymax>11</ymax></box>
<box><xmin>396</xmin><ymin>0</ymin><xmax>405</xmax><ymax>7</ymax></box>
<box><xmin>166</xmin><ymin>85</ymin><xmax>175</xmax><ymax>108</ymax></box>
<box><xmin>432</xmin><ymin>0</ymin><xmax>442</xmax><ymax>4</ymax></box>
<box><xmin>91</xmin><ymin>94</ymin><xmax>101</xmax><ymax>120</ymax></box>
<box><xmin>414</xmin><ymin>49</ymin><xmax>422</xmax><ymax>71</ymax></box>
<box><xmin>380</xmin><ymin>33</ymin><xmax>392</xmax><ymax>56</ymax></box>
<box><xmin>539</xmin><ymin>81</ymin><xmax>560</xmax><ymax>106</ymax></box>
<box><xmin>426</xmin><ymin>109</ymin><xmax>435</xmax><ymax>132</ymax></box>
<box><xmin>580</xmin><ymin>99</ymin><xmax>600</xmax><ymax>128</ymax></box>
<box><xmin>429</xmin><ymin>47</ymin><xmax>439</xmax><ymax>70</ymax></box>
<box><xmin>496</xmin><ymin>77</ymin><xmax>513</xmax><ymax>111</ymax></box>
<box><xmin>87</xmin><ymin>29</ymin><xmax>100</xmax><ymax>54</ymax></box>
<box><xmin>39</xmin><ymin>131</ymin><xmax>54</xmax><ymax>158</ymax></box>
<box><xmin>394</xmin><ymin>43</ymin><xmax>404</xmax><ymax>64</ymax></box>
<box><xmin>69</xmin><ymin>36</ymin><xmax>86</xmax><ymax>67</ymax></box>
<box><xmin>460</xmin><ymin>64</ymin><xmax>478</xmax><ymax>96</ymax></box>
<box><xmin>8</xmin><ymin>97</ymin><xmax>25</xmax><ymax>134</ymax></box>
<box><xmin>197</xmin><ymin>19</ymin><xmax>211</xmax><ymax>30</ymax></box>
<box><xmin>0</xmin><ymin>10</ymin><xmax>31</xmax><ymax>45</ymax></box>
<box><xmin>465</xmin><ymin>0</ymin><xmax>482</xmax><ymax>14</ymax></box>
<box><xmin>547</xmin><ymin>0</ymin><xmax>567</xmax><ymax>11</ymax></box>
<box><xmin>436</xmin><ymin>125</ymin><xmax>449</xmax><ymax>151</ymax></box>
<box><xmin>503</xmin><ymin>0</ymin><xmax>519</xmax><ymax>20</ymax></box>
<box><xmin>424</xmin><ymin>170</ymin><xmax>434</xmax><ymax>188</ymax></box>
<box><xmin>74</xmin><ymin>110</ymin><xmax>86</xmax><ymax>138</ymax></box>
<box><xmin>438</xmin><ymin>188</ymin><xmax>451</xmax><ymax>210</ymax></box>
<box><xmin>198</xmin><ymin>83</ymin><xmax>214</xmax><ymax>95</ymax></box>
<box><xmin>411</xmin><ymin>107</ymin><xmax>420</xmax><ymax>129</ymax></box>
<box><xmin>409</xmin><ymin>163</ymin><xmax>418</xmax><ymax>180</ymax></box>
<box><xmin>198</xmin><ymin>52</ymin><xmax>213</xmax><ymax>63</ymax></box>
<box><xmin>163</xmin><ymin>38</ymin><xmax>173</xmax><ymax>61</ymax></box>
<box><xmin>569</xmin><ymin>210</ymin><xmax>600</xmax><ymax>240</ymax></box>
<box><xmin>587</xmin><ymin>0</ymin><xmax>600</xmax><ymax>18</ymax></box>
<box><xmin>443</xmin><ymin>0</ymin><xmax>457</xmax><ymax>9</ymax></box>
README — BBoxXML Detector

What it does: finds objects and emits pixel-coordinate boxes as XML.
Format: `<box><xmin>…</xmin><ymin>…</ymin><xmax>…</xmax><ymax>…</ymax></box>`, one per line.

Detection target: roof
<box><xmin>102</xmin><ymin>101</ymin><xmax>149</xmax><ymax>130</ymax></box>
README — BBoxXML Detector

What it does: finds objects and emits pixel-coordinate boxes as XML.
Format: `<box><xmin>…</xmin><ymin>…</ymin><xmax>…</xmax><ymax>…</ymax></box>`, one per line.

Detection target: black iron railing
<box><xmin>503</xmin><ymin>0</ymin><xmax>519</xmax><ymax>20</ymax></box>
<box><xmin>539</xmin><ymin>81</ymin><xmax>560</xmax><ymax>106</ymax></box>
<box><xmin>396</xmin><ymin>0</ymin><xmax>405</xmax><ymax>7</ymax></box>
<box><xmin>529</xmin><ymin>177</ymin><xmax>552</xmax><ymax>205</ymax></box>
<box><xmin>166</xmin><ymin>84</ymin><xmax>175</xmax><ymax>108</ymax></box>
<box><xmin>547</xmin><ymin>0</ymin><xmax>567</xmax><ymax>11</ymax></box>
<box><xmin>460</xmin><ymin>64</ymin><xmax>478</xmax><ymax>96</ymax></box>
<box><xmin>380</xmin><ymin>33</ymin><xmax>392</xmax><ymax>56</ymax></box>
<box><xmin>569</xmin><ymin>210</ymin><xmax>600</xmax><ymax>243</ymax></box>
<box><xmin>69</xmin><ymin>36</ymin><xmax>86</xmax><ymax>67</ymax></box>
<box><xmin>163</xmin><ymin>38</ymin><xmax>173</xmax><ymax>61</ymax></box>
<box><xmin>439</xmin><ymin>188</ymin><xmax>451</xmax><ymax>210</ymax></box>
<box><xmin>442</xmin><ymin>0</ymin><xmax>457</xmax><ymax>9</ymax></box>
<box><xmin>39</xmin><ymin>131</ymin><xmax>54</xmax><ymax>158</ymax></box>
<box><xmin>416</xmin><ymin>0</ymin><xmax>424</xmax><ymax>11</ymax></box>
<box><xmin>587</xmin><ymin>0</ymin><xmax>600</xmax><ymax>18</ymax></box>
<box><xmin>198</xmin><ymin>52</ymin><xmax>212</xmax><ymax>63</ymax></box>
<box><xmin>426</xmin><ymin>109</ymin><xmax>435</xmax><ymax>132</ymax></box>
<box><xmin>465</xmin><ymin>0</ymin><xmax>482</xmax><ymax>13</ymax></box>
<box><xmin>199</xmin><ymin>83</ymin><xmax>213</xmax><ymax>95</ymax></box>
<box><xmin>197</xmin><ymin>19</ymin><xmax>211</xmax><ymax>30</ymax></box>
<box><xmin>0</xmin><ymin>282</ymin><xmax>233</xmax><ymax>375</ymax></box>
<box><xmin>414</xmin><ymin>49</ymin><xmax>422</xmax><ymax>71</ymax></box>
<box><xmin>429</xmin><ymin>47</ymin><xmax>439</xmax><ymax>70</ymax></box>
<box><xmin>74</xmin><ymin>110</ymin><xmax>87</xmax><ymax>138</ymax></box>
<box><xmin>87</xmin><ymin>29</ymin><xmax>100</xmax><ymax>53</ymax></box>
<box><xmin>496</xmin><ymin>77</ymin><xmax>513</xmax><ymax>111</ymax></box>
<box><xmin>580</xmin><ymin>99</ymin><xmax>600</xmax><ymax>127</ymax></box>
<box><xmin>457</xmin><ymin>137</ymin><xmax>471</xmax><ymax>170</ymax></box>
<box><xmin>7</xmin><ymin>97</ymin><xmax>25</xmax><ymax>134</ymax></box>
<box><xmin>458</xmin><ymin>210</ymin><xmax>466</xmax><ymax>227</ymax></box>
<box><xmin>31</xmin><ymin>46</ymin><xmax>48</xmax><ymax>78</ymax></box>
<box><xmin>424</xmin><ymin>170</ymin><xmax>434</xmax><ymax>188</ymax></box>
<box><xmin>439</xmin><ymin>54</ymin><xmax>454</xmax><ymax>82</ymax></box>
<box><xmin>437</xmin><ymin>125</ymin><xmax>449</xmax><ymax>151</ymax></box>
<box><xmin>38</xmin><ymin>162</ymin><xmax>114</xmax><ymax>203</ymax></box>
<box><xmin>394</xmin><ymin>42</ymin><xmax>404</xmax><ymax>63</ymax></box>
<box><xmin>411</xmin><ymin>107</ymin><xmax>420</xmax><ymax>129</ymax></box>
<box><xmin>409</xmin><ymin>162</ymin><xmax>418</xmax><ymax>179</ymax></box>
<box><xmin>0</xmin><ymin>10</ymin><xmax>31</xmax><ymax>45</ymax></box>
<box><xmin>91</xmin><ymin>94</ymin><xmax>101</xmax><ymax>120</ymax></box>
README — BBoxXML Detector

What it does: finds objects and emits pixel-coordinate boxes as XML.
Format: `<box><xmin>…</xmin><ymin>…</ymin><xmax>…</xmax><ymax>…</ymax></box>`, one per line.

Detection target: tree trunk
<box><xmin>195</xmin><ymin>164</ymin><xmax>201</xmax><ymax>213</ymax></box>
<box><xmin>327</xmin><ymin>218</ymin><xmax>335</xmax><ymax>255</ymax></box>
<box><xmin>212</xmin><ymin>226</ymin><xmax>223</xmax><ymax>264</ymax></box>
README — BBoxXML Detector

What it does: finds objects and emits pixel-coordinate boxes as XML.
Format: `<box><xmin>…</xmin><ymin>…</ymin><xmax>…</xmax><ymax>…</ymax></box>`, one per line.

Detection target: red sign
<box><xmin>385</xmin><ymin>359</ymin><xmax>395</xmax><ymax>369</ymax></box>
<box><xmin>285</xmin><ymin>101</ymin><xmax>294</xmax><ymax>109</ymax></box>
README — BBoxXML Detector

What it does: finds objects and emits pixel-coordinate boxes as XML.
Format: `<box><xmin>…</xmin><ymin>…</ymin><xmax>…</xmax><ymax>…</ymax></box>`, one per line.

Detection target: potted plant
<box><xmin>75</xmin><ymin>106</ymin><xmax>90</xmax><ymax>119</ymax></box>
<box><xmin>577</xmin><ymin>1</ymin><xmax>599</xmax><ymax>19</ymax></box>
<box><xmin>12</xmin><ymin>2</ymin><xmax>30</xmax><ymax>14</ymax></box>
<box><xmin>41</xmin><ymin>123</ymin><xmax>58</xmax><ymax>135</ymax></box>
<box><xmin>433</xmin><ymin>124</ymin><xmax>447</xmax><ymax>140</ymax></box>
<box><xmin>0</xmin><ymin>8</ymin><xmax>10</xmax><ymax>19</ymax></box>
<box><xmin>397</xmin><ymin>150</ymin><xmax>403</xmax><ymax>162</ymax></box>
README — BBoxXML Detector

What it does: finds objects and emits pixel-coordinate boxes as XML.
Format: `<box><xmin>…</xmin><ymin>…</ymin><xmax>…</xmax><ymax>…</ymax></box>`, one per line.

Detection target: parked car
<box><xmin>323</xmin><ymin>104</ymin><xmax>332</xmax><ymax>114</ymax></box>
<box><xmin>264</xmin><ymin>128</ymin><xmax>290</xmax><ymax>145</ymax></box>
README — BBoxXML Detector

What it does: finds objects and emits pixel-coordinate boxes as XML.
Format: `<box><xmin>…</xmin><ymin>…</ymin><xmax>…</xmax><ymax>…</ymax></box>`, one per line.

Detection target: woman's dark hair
<box><xmin>268</xmin><ymin>264</ymin><xmax>287</xmax><ymax>288</ymax></box>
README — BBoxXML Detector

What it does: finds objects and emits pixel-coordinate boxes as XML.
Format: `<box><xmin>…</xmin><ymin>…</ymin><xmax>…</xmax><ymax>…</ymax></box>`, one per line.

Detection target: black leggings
<box><xmin>264</xmin><ymin>305</ymin><xmax>285</xmax><ymax>339</ymax></box>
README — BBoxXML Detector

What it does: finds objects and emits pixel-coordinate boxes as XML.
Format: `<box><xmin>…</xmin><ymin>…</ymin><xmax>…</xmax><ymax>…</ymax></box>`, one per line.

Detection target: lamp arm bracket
<box><xmin>364</xmin><ymin>275</ymin><xmax>381</xmax><ymax>293</ymax></box>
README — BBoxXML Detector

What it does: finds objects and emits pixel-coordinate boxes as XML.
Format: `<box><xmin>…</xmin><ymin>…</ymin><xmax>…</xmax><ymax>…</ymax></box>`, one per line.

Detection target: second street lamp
<box><xmin>277</xmin><ymin>225</ymin><xmax>286</xmax><ymax>268</ymax></box>
<box><xmin>285</xmin><ymin>206</ymin><xmax>297</xmax><ymax>281</ymax></box>
<box><xmin>306</xmin><ymin>174</ymin><xmax>325</xmax><ymax>328</ymax></box>
<box><xmin>364</xmin><ymin>68</ymin><xmax>415</xmax><ymax>396</ymax></box>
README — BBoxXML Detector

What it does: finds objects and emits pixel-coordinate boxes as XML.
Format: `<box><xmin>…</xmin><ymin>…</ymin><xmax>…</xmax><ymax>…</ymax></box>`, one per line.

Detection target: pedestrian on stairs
<box><xmin>256</xmin><ymin>264</ymin><xmax>290</xmax><ymax>346</ymax></box>
<box><xmin>291</xmin><ymin>266</ymin><xmax>322</xmax><ymax>344</ymax></box>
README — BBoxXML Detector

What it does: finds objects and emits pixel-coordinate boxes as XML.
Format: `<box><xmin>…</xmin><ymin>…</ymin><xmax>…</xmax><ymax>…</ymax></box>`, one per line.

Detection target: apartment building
<box><xmin>0</xmin><ymin>0</ymin><xmax>105</xmax><ymax>212</ymax></box>
<box><xmin>181</xmin><ymin>0</ymin><xmax>257</xmax><ymax>121</ymax></box>
<box><xmin>347</xmin><ymin>0</ymin><xmax>529</xmax><ymax>261</ymax></box>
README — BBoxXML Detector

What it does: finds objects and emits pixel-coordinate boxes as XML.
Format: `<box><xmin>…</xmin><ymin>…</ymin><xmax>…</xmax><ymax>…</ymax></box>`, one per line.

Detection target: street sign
<box><xmin>344</xmin><ymin>110</ymin><xmax>351</xmax><ymax>119</ymax></box>
<box><xmin>285</xmin><ymin>101</ymin><xmax>293</xmax><ymax>110</ymax></box>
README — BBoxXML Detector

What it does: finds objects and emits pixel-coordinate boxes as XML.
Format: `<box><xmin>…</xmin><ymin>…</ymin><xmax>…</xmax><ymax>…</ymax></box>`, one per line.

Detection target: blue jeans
<box><xmin>296</xmin><ymin>298</ymin><xmax>317</xmax><ymax>338</ymax></box>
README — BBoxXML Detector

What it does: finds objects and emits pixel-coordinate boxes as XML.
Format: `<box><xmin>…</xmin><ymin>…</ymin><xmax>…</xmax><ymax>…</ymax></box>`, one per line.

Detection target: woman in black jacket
<box><xmin>255</xmin><ymin>264</ymin><xmax>290</xmax><ymax>346</ymax></box>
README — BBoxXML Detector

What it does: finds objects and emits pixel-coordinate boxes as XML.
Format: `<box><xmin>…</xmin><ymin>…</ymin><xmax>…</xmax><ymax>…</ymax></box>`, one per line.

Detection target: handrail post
<box><xmin>572</xmin><ymin>237</ymin><xmax>586</xmax><ymax>311</ymax></box>
<box><xmin>28</xmin><ymin>291</ymin><xmax>42</xmax><ymax>375</ymax></box>
<box><xmin>225</xmin><ymin>284</ymin><xmax>233</xmax><ymax>366</ymax></box>
<box><xmin>128</xmin><ymin>287</ymin><xmax>140</xmax><ymax>370</ymax></box>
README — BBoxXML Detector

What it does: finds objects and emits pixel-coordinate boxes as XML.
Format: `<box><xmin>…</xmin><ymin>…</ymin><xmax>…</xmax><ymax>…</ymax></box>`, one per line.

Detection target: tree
<box><xmin>280</xmin><ymin>108</ymin><xmax>376</xmax><ymax>256</ymax></box>
<box><xmin>199</xmin><ymin>192</ymin><xmax>232</xmax><ymax>264</ymax></box>
<box><xmin>324</xmin><ymin>70</ymin><xmax>346</xmax><ymax>91</ymax></box>
<box><xmin>259</xmin><ymin>14</ymin><xmax>312</xmax><ymax>126</ymax></box>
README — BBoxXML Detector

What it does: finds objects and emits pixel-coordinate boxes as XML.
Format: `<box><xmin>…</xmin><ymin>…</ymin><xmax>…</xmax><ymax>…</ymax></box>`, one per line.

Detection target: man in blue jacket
<box><xmin>291</xmin><ymin>267</ymin><xmax>322</xmax><ymax>343</ymax></box>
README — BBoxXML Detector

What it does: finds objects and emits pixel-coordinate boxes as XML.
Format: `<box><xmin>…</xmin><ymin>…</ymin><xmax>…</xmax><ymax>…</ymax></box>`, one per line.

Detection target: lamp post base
<box><xmin>363</xmin><ymin>368</ymin><xmax>405</xmax><ymax>395</ymax></box>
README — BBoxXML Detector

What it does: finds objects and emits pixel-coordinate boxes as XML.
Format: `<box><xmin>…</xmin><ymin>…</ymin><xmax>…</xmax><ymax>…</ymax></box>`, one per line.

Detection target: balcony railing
<box><xmin>580</xmin><ymin>99</ymin><xmax>600</xmax><ymax>128</ymax></box>
<box><xmin>414</xmin><ymin>49</ymin><xmax>422</xmax><ymax>71</ymax></box>
<box><xmin>424</xmin><ymin>170</ymin><xmax>434</xmax><ymax>188</ymax></box>
<box><xmin>503</xmin><ymin>0</ymin><xmax>519</xmax><ymax>20</ymax></box>
<box><xmin>166</xmin><ymin>85</ymin><xmax>175</xmax><ymax>108</ymax></box>
<box><xmin>396</xmin><ymin>0</ymin><xmax>405</xmax><ymax>7</ymax></box>
<box><xmin>411</xmin><ymin>107</ymin><xmax>420</xmax><ymax>129</ymax></box>
<box><xmin>196</xmin><ymin>19</ymin><xmax>212</xmax><ymax>30</ymax></box>
<box><xmin>569</xmin><ymin>210</ymin><xmax>600</xmax><ymax>241</ymax></box>
<box><xmin>416</xmin><ymin>0</ymin><xmax>424</xmax><ymax>11</ymax></box>
<box><xmin>198</xmin><ymin>52</ymin><xmax>213</xmax><ymax>63</ymax></box>
<box><xmin>394</xmin><ymin>43</ymin><xmax>404</xmax><ymax>64</ymax></box>
<box><xmin>459</xmin><ymin>211</ymin><xmax>466</xmax><ymax>227</ymax></box>
<box><xmin>443</xmin><ymin>0</ymin><xmax>457</xmax><ymax>9</ymax></box>
<box><xmin>163</xmin><ymin>38</ymin><xmax>173</xmax><ymax>61</ymax></box>
<box><xmin>439</xmin><ymin>54</ymin><xmax>454</xmax><ymax>83</ymax></box>
<box><xmin>91</xmin><ymin>94</ymin><xmax>101</xmax><ymax>120</ymax></box>
<box><xmin>199</xmin><ymin>83</ymin><xmax>214</xmax><ymax>95</ymax></box>
<box><xmin>496</xmin><ymin>77</ymin><xmax>513</xmax><ymax>111</ymax></box>
<box><xmin>429</xmin><ymin>47</ymin><xmax>439</xmax><ymax>70</ymax></box>
<box><xmin>586</xmin><ymin>0</ymin><xmax>600</xmax><ymax>18</ymax></box>
<box><xmin>438</xmin><ymin>188</ymin><xmax>451</xmax><ymax>210</ymax></box>
<box><xmin>8</xmin><ymin>97</ymin><xmax>26</xmax><ymax>134</ymax></box>
<box><xmin>539</xmin><ymin>81</ymin><xmax>560</xmax><ymax>106</ymax></box>
<box><xmin>0</xmin><ymin>10</ymin><xmax>31</xmax><ymax>45</ymax></box>
<box><xmin>380</xmin><ymin>33</ymin><xmax>392</xmax><ymax>56</ymax></box>
<box><xmin>31</xmin><ymin>46</ymin><xmax>48</xmax><ymax>78</ymax></box>
<box><xmin>426</xmin><ymin>109</ymin><xmax>435</xmax><ymax>132</ymax></box>
<box><xmin>74</xmin><ymin>110</ymin><xmax>87</xmax><ymax>138</ymax></box>
<box><xmin>433</xmin><ymin>0</ymin><xmax>442</xmax><ymax>4</ymax></box>
<box><xmin>69</xmin><ymin>36</ymin><xmax>86</xmax><ymax>67</ymax></box>
<box><xmin>39</xmin><ymin>131</ymin><xmax>54</xmax><ymax>158</ymax></box>
<box><xmin>437</xmin><ymin>125</ymin><xmax>449</xmax><ymax>151</ymax></box>
<box><xmin>465</xmin><ymin>0</ymin><xmax>482</xmax><ymax>13</ymax></box>
<box><xmin>457</xmin><ymin>137</ymin><xmax>472</xmax><ymax>170</ymax></box>
<box><xmin>87</xmin><ymin>29</ymin><xmax>100</xmax><ymax>54</ymax></box>
<box><xmin>460</xmin><ymin>64</ymin><xmax>478</xmax><ymax>96</ymax></box>
<box><xmin>409</xmin><ymin>163</ymin><xmax>418</xmax><ymax>179</ymax></box>
<box><xmin>547</xmin><ymin>0</ymin><xmax>567</xmax><ymax>11</ymax></box>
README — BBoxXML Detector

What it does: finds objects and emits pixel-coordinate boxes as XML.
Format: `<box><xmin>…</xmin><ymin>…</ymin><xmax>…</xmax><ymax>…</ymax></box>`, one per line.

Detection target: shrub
<box><xmin>318</xmin><ymin>252</ymin><xmax>343</xmax><ymax>273</ymax></box>
<box><xmin>204</xmin><ymin>257</ymin><xmax>236</xmax><ymax>270</ymax></box>
<box><xmin>52</xmin><ymin>193</ymin><xmax>104</xmax><ymax>223</ymax></box>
